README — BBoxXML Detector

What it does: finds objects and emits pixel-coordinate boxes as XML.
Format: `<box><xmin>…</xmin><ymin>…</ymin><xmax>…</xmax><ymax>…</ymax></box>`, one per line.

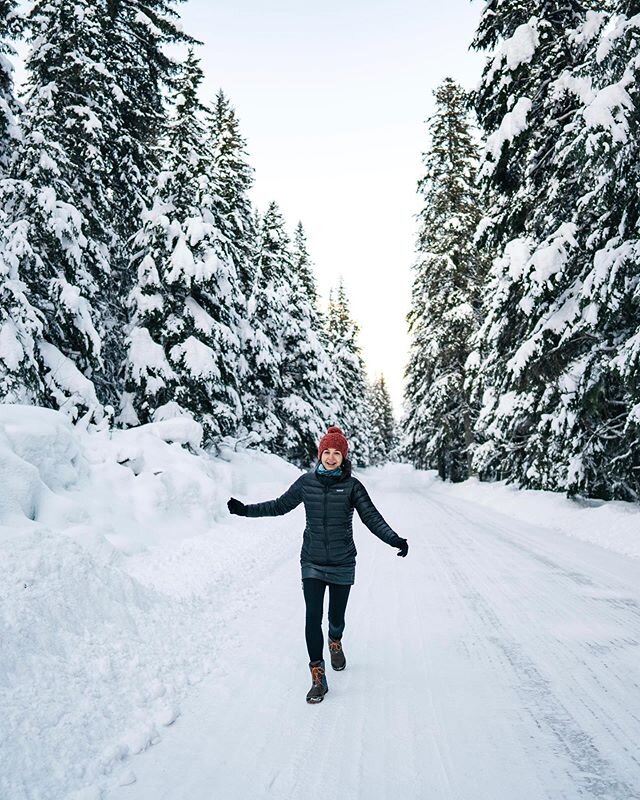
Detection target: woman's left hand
<box><xmin>396</xmin><ymin>538</ymin><xmax>409</xmax><ymax>557</ymax></box>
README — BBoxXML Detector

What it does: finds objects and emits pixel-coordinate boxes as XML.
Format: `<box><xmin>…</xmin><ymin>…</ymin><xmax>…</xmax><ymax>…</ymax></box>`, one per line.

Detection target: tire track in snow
<box><xmin>350</xmin><ymin>542</ymin><xmax>381</xmax><ymax>798</ymax></box>
<box><xmin>428</xmin><ymin>491</ymin><xmax>640</xmax><ymax>624</ymax></box>
<box><xmin>425</xmin><ymin>491</ymin><xmax>640</xmax><ymax>748</ymax></box>
<box><xmin>402</xmin><ymin>491</ymin><xmax>552</xmax><ymax>800</ymax></box>
<box><xmin>406</xmin><ymin>558</ymin><xmax>456</xmax><ymax>798</ymax></box>
<box><xmin>420</xmin><ymin>490</ymin><xmax>640</xmax><ymax>799</ymax></box>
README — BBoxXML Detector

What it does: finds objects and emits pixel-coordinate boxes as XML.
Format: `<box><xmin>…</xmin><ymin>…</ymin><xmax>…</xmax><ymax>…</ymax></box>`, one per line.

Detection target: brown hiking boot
<box><xmin>306</xmin><ymin>660</ymin><xmax>328</xmax><ymax>704</ymax></box>
<box><xmin>328</xmin><ymin>637</ymin><xmax>346</xmax><ymax>671</ymax></box>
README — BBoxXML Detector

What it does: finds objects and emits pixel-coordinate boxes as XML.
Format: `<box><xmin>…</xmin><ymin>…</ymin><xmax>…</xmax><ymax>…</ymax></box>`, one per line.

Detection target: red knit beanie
<box><xmin>318</xmin><ymin>426</ymin><xmax>349</xmax><ymax>460</ymax></box>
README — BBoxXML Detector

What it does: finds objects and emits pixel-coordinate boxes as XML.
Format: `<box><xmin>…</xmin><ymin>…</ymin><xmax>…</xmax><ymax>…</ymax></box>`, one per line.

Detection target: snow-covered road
<box><xmin>109</xmin><ymin>475</ymin><xmax>640</xmax><ymax>800</ymax></box>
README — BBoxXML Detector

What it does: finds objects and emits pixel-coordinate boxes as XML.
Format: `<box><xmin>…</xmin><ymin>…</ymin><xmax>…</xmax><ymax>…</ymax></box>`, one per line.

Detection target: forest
<box><xmin>1</xmin><ymin>1</ymin><xmax>639</xmax><ymax>500</ymax></box>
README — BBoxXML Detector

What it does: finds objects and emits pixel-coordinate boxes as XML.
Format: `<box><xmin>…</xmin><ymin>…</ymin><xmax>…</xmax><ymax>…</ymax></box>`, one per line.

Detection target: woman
<box><xmin>227</xmin><ymin>426</ymin><xmax>408</xmax><ymax>704</ymax></box>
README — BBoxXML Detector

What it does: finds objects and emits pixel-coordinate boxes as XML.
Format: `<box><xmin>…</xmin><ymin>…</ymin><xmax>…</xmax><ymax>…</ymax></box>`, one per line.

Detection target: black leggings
<box><xmin>302</xmin><ymin>578</ymin><xmax>351</xmax><ymax>663</ymax></box>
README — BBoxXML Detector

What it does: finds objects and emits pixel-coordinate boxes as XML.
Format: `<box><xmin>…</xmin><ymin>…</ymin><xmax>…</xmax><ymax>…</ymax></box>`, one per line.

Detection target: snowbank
<box><xmin>0</xmin><ymin>404</ymin><xmax>301</xmax><ymax>800</ymax></box>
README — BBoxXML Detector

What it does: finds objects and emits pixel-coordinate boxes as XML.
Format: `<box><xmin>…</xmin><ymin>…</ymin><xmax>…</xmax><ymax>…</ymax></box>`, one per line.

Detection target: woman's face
<box><xmin>321</xmin><ymin>448</ymin><xmax>344</xmax><ymax>470</ymax></box>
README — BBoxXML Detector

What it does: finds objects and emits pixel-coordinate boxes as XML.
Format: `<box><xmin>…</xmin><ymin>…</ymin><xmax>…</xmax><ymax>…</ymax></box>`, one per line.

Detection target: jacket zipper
<box><xmin>323</xmin><ymin>484</ymin><xmax>329</xmax><ymax>560</ymax></box>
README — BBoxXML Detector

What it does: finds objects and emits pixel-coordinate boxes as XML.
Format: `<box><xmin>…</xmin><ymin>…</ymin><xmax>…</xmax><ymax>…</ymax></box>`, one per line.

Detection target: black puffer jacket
<box><xmin>244</xmin><ymin>463</ymin><xmax>403</xmax><ymax>567</ymax></box>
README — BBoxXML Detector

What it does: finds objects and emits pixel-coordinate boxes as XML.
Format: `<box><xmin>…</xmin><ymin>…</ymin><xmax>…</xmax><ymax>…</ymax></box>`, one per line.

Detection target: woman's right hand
<box><xmin>227</xmin><ymin>497</ymin><xmax>248</xmax><ymax>516</ymax></box>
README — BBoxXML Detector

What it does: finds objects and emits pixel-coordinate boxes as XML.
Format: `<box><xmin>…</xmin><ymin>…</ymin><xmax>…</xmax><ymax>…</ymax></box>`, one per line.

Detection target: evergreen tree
<box><xmin>274</xmin><ymin>222</ymin><xmax>338</xmax><ymax>466</ymax></box>
<box><xmin>0</xmin><ymin>236</ymin><xmax>44</xmax><ymax>405</ymax></box>
<box><xmin>325</xmin><ymin>282</ymin><xmax>373</xmax><ymax>467</ymax></box>
<box><xmin>123</xmin><ymin>51</ymin><xmax>245</xmax><ymax>444</ymax></box>
<box><xmin>577</xmin><ymin>1</ymin><xmax>640</xmax><ymax>499</ymax></box>
<box><xmin>0</xmin><ymin>0</ymin><xmax>119</xmax><ymax>416</ymax></box>
<box><xmin>0</xmin><ymin>0</ymin><xmax>20</xmax><ymax>174</ymax></box>
<box><xmin>473</xmin><ymin>0</ymin><xmax>595</xmax><ymax>247</ymax></box>
<box><xmin>207</xmin><ymin>90</ymin><xmax>256</xmax><ymax>297</ymax></box>
<box><xmin>370</xmin><ymin>375</ymin><xmax>397</xmax><ymax>465</ymax></box>
<box><xmin>243</xmin><ymin>202</ymin><xmax>291</xmax><ymax>449</ymax></box>
<box><xmin>103</xmin><ymin>0</ymin><xmax>194</xmax><ymax>402</ymax></box>
<box><xmin>292</xmin><ymin>222</ymin><xmax>320</xmax><ymax>313</ymax></box>
<box><xmin>0</xmin><ymin>0</ymin><xmax>29</xmax><ymax>403</ymax></box>
<box><xmin>469</xmin><ymin>1</ymin><xmax>613</xmax><ymax>491</ymax></box>
<box><xmin>103</xmin><ymin>0</ymin><xmax>192</xmax><ymax>225</ymax></box>
<box><xmin>403</xmin><ymin>78</ymin><xmax>483</xmax><ymax>481</ymax></box>
<box><xmin>206</xmin><ymin>90</ymin><xmax>261</xmax><ymax>440</ymax></box>
<box><xmin>490</xmin><ymin>1</ymin><xmax>640</xmax><ymax>500</ymax></box>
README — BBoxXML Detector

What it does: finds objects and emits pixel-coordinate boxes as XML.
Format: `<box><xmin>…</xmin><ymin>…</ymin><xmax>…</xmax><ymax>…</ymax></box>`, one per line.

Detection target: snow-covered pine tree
<box><xmin>273</xmin><ymin>222</ymin><xmax>338</xmax><ymax>466</ymax></box>
<box><xmin>403</xmin><ymin>78</ymin><xmax>483</xmax><ymax>481</ymax></box>
<box><xmin>242</xmin><ymin>202</ymin><xmax>292</xmax><ymax>451</ymax></box>
<box><xmin>0</xmin><ymin>0</ymin><xmax>120</xmax><ymax>416</ymax></box>
<box><xmin>123</xmin><ymin>50</ymin><xmax>245</xmax><ymax>444</ymax></box>
<box><xmin>102</xmin><ymin>0</ymin><xmax>194</xmax><ymax>399</ymax></box>
<box><xmin>0</xmin><ymin>1</ymin><xmax>30</xmax><ymax>403</ymax></box>
<box><xmin>292</xmin><ymin>222</ymin><xmax>319</xmax><ymax>313</ymax></box>
<box><xmin>325</xmin><ymin>282</ymin><xmax>373</xmax><ymax>467</ymax></box>
<box><xmin>205</xmin><ymin>90</ymin><xmax>263</xmax><ymax>441</ymax></box>
<box><xmin>369</xmin><ymin>374</ymin><xmax>397</xmax><ymax>465</ymax></box>
<box><xmin>469</xmin><ymin>0</ymin><xmax>605</xmax><ymax>488</ymax></box>
<box><xmin>207</xmin><ymin>90</ymin><xmax>256</xmax><ymax>298</ymax></box>
<box><xmin>576</xmin><ymin>1</ymin><xmax>640</xmax><ymax>499</ymax></box>
<box><xmin>473</xmin><ymin>0</ymin><xmax>595</xmax><ymax>247</ymax></box>
<box><xmin>0</xmin><ymin>0</ymin><xmax>20</xmax><ymax>174</ymax></box>
<box><xmin>103</xmin><ymin>0</ymin><xmax>192</xmax><ymax>225</ymax></box>
<box><xmin>499</xmin><ymin>1</ymin><xmax>640</xmax><ymax>500</ymax></box>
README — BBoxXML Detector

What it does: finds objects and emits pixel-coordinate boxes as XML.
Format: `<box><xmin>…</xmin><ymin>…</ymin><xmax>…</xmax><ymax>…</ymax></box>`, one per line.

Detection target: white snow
<box><xmin>497</xmin><ymin>237</ymin><xmax>532</xmax><ymax>283</ymax></box>
<box><xmin>2</xmin><ymin>406</ymin><xmax>640</xmax><ymax>799</ymax></box>
<box><xmin>72</xmin><ymin>104</ymin><xmax>102</xmax><ymax>134</ymax></box>
<box><xmin>596</xmin><ymin>13</ymin><xmax>640</xmax><ymax>63</ymax></box>
<box><xmin>53</xmin><ymin>275</ymin><xmax>103</xmax><ymax>355</ymax></box>
<box><xmin>184</xmin><ymin>296</ymin><xmax>215</xmax><ymax>335</ymax></box>
<box><xmin>570</xmin><ymin>11</ymin><xmax>608</xmax><ymax>47</ymax></box>
<box><xmin>484</xmin><ymin>97</ymin><xmax>533</xmax><ymax>167</ymax></box>
<box><xmin>527</xmin><ymin>223</ymin><xmax>577</xmax><ymax>288</ymax></box>
<box><xmin>39</xmin><ymin>340</ymin><xmax>101</xmax><ymax>417</ymax></box>
<box><xmin>552</xmin><ymin>70</ymin><xmax>595</xmax><ymax>107</ymax></box>
<box><xmin>126</xmin><ymin>327</ymin><xmax>176</xmax><ymax>384</ymax></box>
<box><xmin>438</xmin><ymin>474</ymin><xmax>640</xmax><ymax>562</ymax></box>
<box><xmin>0</xmin><ymin>318</ymin><xmax>24</xmax><ymax>370</ymax></box>
<box><xmin>629</xmin><ymin>402</ymin><xmax>640</xmax><ymax>423</ymax></box>
<box><xmin>185</xmin><ymin>217</ymin><xmax>211</xmax><ymax>247</ymax></box>
<box><xmin>169</xmin><ymin>335</ymin><xmax>220</xmax><ymax>380</ymax></box>
<box><xmin>501</xmin><ymin>20</ymin><xmax>540</xmax><ymax>71</ymax></box>
<box><xmin>583</xmin><ymin>83</ymin><xmax>633</xmax><ymax>141</ymax></box>
<box><xmin>166</xmin><ymin>235</ymin><xmax>195</xmax><ymax>284</ymax></box>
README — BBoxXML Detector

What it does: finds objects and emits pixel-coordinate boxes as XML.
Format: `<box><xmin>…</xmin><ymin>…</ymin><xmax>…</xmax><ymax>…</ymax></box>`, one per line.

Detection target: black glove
<box><xmin>396</xmin><ymin>538</ymin><xmax>409</xmax><ymax>558</ymax></box>
<box><xmin>227</xmin><ymin>497</ymin><xmax>247</xmax><ymax>516</ymax></box>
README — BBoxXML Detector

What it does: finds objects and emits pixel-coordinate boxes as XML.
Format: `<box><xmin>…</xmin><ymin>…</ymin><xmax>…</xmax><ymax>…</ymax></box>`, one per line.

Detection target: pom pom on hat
<box><xmin>318</xmin><ymin>426</ymin><xmax>349</xmax><ymax>460</ymax></box>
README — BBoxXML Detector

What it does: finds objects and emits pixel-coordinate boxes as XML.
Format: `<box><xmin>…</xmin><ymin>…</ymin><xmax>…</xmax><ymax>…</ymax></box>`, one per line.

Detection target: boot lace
<box><xmin>329</xmin><ymin>639</ymin><xmax>342</xmax><ymax>654</ymax></box>
<box><xmin>311</xmin><ymin>664</ymin><xmax>325</xmax><ymax>685</ymax></box>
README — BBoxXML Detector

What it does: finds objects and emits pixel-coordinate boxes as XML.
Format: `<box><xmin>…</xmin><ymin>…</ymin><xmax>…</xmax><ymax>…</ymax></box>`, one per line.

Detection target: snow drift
<box><xmin>0</xmin><ymin>404</ymin><xmax>301</xmax><ymax>800</ymax></box>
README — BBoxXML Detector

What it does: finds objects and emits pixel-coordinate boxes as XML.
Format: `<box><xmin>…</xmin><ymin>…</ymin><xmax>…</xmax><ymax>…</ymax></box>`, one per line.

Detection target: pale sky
<box><xmin>178</xmin><ymin>0</ymin><xmax>486</xmax><ymax>413</ymax></box>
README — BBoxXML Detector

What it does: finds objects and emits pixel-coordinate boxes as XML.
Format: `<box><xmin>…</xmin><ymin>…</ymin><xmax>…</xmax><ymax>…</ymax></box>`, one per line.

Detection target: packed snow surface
<box><xmin>1</xmin><ymin>405</ymin><xmax>640</xmax><ymax>799</ymax></box>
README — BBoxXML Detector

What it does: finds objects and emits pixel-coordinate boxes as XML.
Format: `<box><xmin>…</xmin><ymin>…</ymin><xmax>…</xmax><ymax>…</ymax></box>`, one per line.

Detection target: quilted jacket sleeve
<box><xmin>244</xmin><ymin>475</ymin><xmax>305</xmax><ymax>517</ymax></box>
<box><xmin>352</xmin><ymin>479</ymin><xmax>403</xmax><ymax>548</ymax></box>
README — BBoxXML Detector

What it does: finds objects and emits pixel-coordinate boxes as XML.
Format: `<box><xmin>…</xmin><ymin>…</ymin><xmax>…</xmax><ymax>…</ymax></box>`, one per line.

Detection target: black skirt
<box><xmin>300</xmin><ymin>560</ymin><xmax>355</xmax><ymax>585</ymax></box>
